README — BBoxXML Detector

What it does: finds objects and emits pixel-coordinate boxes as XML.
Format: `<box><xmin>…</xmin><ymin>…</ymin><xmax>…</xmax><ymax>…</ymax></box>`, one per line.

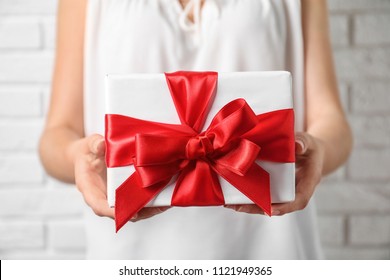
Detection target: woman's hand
<box><xmin>271</xmin><ymin>132</ymin><xmax>325</xmax><ymax>215</ymax></box>
<box><xmin>225</xmin><ymin>132</ymin><xmax>325</xmax><ymax>216</ymax></box>
<box><xmin>69</xmin><ymin>134</ymin><xmax>170</xmax><ymax>221</ymax></box>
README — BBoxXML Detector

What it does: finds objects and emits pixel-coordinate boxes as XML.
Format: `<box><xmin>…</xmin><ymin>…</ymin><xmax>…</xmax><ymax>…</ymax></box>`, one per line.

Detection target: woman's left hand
<box><xmin>225</xmin><ymin>132</ymin><xmax>325</xmax><ymax>216</ymax></box>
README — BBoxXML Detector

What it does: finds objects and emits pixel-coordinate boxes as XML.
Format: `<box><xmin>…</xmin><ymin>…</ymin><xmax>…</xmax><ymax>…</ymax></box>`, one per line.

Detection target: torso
<box><xmin>82</xmin><ymin>0</ymin><xmax>322</xmax><ymax>259</ymax></box>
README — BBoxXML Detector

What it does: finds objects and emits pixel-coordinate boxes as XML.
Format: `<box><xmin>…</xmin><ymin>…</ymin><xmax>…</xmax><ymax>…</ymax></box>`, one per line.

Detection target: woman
<box><xmin>39</xmin><ymin>0</ymin><xmax>352</xmax><ymax>259</ymax></box>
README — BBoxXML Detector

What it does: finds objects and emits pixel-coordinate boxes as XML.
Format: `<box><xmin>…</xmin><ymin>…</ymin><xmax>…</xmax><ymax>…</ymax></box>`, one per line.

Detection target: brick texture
<box><xmin>0</xmin><ymin>87</ymin><xmax>42</xmax><ymax>117</ymax></box>
<box><xmin>329</xmin><ymin>15</ymin><xmax>349</xmax><ymax>46</ymax></box>
<box><xmin>0</xmin><ymin>155</ymin><xmax>44</xmax><ymax>184</ymax></box>
<box><xmin>318</xmin><ymin>216</ymin><xmax>345</xmax><ymax>246</ymax></box>
<box><xmin>350</xmin><ymin>115</ymin><xmax>390</xmax><ymax>148</ymax></box>
<box><xmin>48</xmin><ymin>221</ymin><xmax>86</xmax><ymax>250</ymax></box>
<box><xmin>325</xmin><ymin>248</ymin><xmax>390</xmax><ymax>260</ymax></box>
<box><xmin>0</xmin><ymin>52</ymin><xmax>54</xmax><ymax>82</ymax></box>
<box><xmin>348</xmin><ymin>149</ymin><xmax>390</xmax><ymax>181</ymax></box>
<box><xmin>0</xmin><ymin>221</ymin><xmax>44</xmax><ymax>249</ymax></box>
<box><xmin>0</xmin><ymin>0</ymin><xmax>390</xmax><ymax>260</ymax></box>
<box><xmin>355</xmin><ymin>14</ymin><xmax>390</xmax><ymax>45</ymax></box>
<box><xmin>0</xmin><ymin>0</ymin><xmax>57</xmax><ymax>15</ymax></box>
<box><xmin>42</xmin><ymin>17</ymin><xmax>56</xmax><ymax>49</ymax></box>
<box><xmin>349</xmin><ymin>216</ymin><xmax>390</xmax><ymax>245</ymax></box>
<box><xmin>328</xmin><ymin>0</ymin><xmax>390</xmax><ymax>11</ymax></box>
<box><xmin>0</xmin><ymin>120</ymin><xmax>44</xmax><ymax>150</ymax></box>
<box><xmin>0</xmin><ymin>18</ymin><xmax>41</xmax><ymax>49</ymax></box>
<box><xmin>0</xmin><ymin>188</ymin><xmax>85</xmax><ymax>216</ymax></box>
<box><xmin>351</xmin><ymin>82</ymin><xmax>390</xmax><ymax>114</ymax></box>
<box><xmin>329</xmin><ymin>0</ymin><xmax>390</xmax><ymax>261</ymax></box>
<box><xmin>334</xmin><ymin>48</ymin><xmax>390</xmax><ymax>80</ymax></box>
<box><xmin>316</xmin><ymin>183</ymin><xmax>390</xmax><ymax>214</ymax></box>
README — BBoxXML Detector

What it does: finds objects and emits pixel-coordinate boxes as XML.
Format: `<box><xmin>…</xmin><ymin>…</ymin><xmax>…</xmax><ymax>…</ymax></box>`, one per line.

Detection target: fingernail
<box><xmin>130</xmin><ymin>213</ymin><xmax>138</xmax><ymax>222</ymax></box>
<box><xmin>296</xmin><ymin>139</ymin><xmax>304</xmax><ymax>150</ymax></box>
<box><xmin>94</xmin><ymin>139</ymin><xmax>104</xmax><ymax>152</ymax></box>
<box><xmin>271</xmin><ymin>210</ymin><xmax>280</xmax><ymax>216</ymax></box>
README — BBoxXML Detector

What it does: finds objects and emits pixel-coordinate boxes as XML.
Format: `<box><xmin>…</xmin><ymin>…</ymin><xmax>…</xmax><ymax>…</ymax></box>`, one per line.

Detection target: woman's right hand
<box><xmin>69</xmin><ymin>134</ymin><xmax>169</xmax><ymax>221</ymax></box>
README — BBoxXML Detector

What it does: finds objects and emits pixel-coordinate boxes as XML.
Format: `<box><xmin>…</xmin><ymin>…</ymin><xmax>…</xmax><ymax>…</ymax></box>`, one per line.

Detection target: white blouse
<box><xmin>83</xmin><ymin>0</ymin><xmax>323</xmax><ymax>259</ymax></box>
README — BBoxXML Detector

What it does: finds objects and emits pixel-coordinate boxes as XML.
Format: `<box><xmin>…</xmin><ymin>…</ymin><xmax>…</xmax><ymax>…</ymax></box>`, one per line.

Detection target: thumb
<box><xmin>88</xmin><ymin>134</ymin><xmax>105</xmax><ymax>156</ymax></box>
<box><xmin>295</xmin><ymin>132</ymin><xmax>310</xmax><ymax>155</ymax></box>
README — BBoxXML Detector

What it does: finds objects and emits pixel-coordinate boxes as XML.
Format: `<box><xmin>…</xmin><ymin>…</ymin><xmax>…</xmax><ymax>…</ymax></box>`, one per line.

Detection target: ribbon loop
<box><xmin>214</xmin><ymin>138</ymin><xmax>261</xmax><ymax>176</ymax></box>
<box><xmin>207</xmin><ymin>98</ymin><xmax>259</xmax><ymax>149</ymax></box>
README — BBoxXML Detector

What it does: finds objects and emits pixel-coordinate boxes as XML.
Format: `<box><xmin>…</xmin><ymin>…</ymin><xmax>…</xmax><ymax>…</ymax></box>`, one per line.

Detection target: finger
<box><xmin>91</xmin><ymin>198</ymin><xmax>115</xmax><ymax>219</ymax></box>
<box><xmin>77</xmin><ymin>175</ymin><xmax>114</xmax><ymax>218</ymax></box>
<box><xmin>271</xmin><ymin>192</ymin><xmax>307</xmax><ymax>215</ymax></box>
<box><xmin>131</xmin><ymin>207</ymin><xmax>170</xmax><ymax>222</ymax></box>
<box><xmin>86</xmin><ymin>151</ymin><xmax>107</xmax><ymax>180</ymax></box>
<box><xmin>224</xmin><ymin>204</ymin><xmax>265</xmax><ymax>215</ymax></box>
<box><xmin>83</xmin><ymin>189</ymin><xmax>115</xmax><ymax>218</ymax></box>
<box><xmin>130</xmin><ymin>207</ymin><xmax>171</xmax><ymax>222</ymax></box>
<box><xmin>295</xmin><ymin>139</ymin><xmax>305</xmax><ymax>155</ymax></box>
<box><xmin>224</xmin><ymin>205</ymin><xmax>239</xmax><ymax>210</ymax></box>
<box><xmin>295</xmin><ymin>132</ymin><xmax>313</xmax><ymax>155</ymax></box>
<box><xmin>88</xmin><ymin>134</ymin><xmax>105</xmax><ymax>157</ymax></box>
<box><xmin>271</xmin><ymin>188</ymin><xmax>312</xmax><ymax>216</ymax></box>
<box><xmin>272</xmin><ymin>168</ymin><xmax>320</xmax><ymax>216</ymax></box>
<box><xmin>77</xmin><ymin>155</ymin><xmax>107</xmax><ymax>194</ymax></box>
<box><xmin>95</xmin><ymin>139</ymin><xmax>106</xmax><ymax>158</ymax></box>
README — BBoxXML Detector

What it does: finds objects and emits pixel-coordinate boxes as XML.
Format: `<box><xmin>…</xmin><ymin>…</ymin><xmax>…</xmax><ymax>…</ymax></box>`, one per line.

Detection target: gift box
<box><xmin>105</xmin><ymin>71</ymin><xmax>295</xmax><ymax>231</ymax></box>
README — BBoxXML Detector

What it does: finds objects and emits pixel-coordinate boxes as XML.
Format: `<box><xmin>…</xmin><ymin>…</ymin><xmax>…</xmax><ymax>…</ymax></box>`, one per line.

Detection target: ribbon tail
<box><xmin>213</xmin><ymin>163</ymin><xmax>271</xmax><ymax>216</ymax></box>
<box><xmin>171</xmin><ymin>160</ymin><xmax>225</xmax><ymax>206</ymax></box>
<box><xmin>115</xmin><ymin>172</ymin><xmax>170</xmax><ymax>232</ymax></box>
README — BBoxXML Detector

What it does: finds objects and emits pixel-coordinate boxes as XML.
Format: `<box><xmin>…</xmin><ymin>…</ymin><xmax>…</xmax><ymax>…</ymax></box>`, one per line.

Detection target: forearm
<box><xmin>306</xmin><ymin>110</ymin><xmax>352</xmax><ymax>176</ymax></box>
<box><xmin>39</xmin><ymin>126</ymin><xmax>83</xmax><ymax>183</ymax></box>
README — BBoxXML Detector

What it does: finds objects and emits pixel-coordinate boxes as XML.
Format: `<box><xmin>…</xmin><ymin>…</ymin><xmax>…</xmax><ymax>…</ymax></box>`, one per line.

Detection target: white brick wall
<box><xmin>0</xmin><ymin>53</ymin><xmax>54</xmax><ymax>82</ymax></box>
<box><xmin>0</xmin><ymin>18</ymin><xmax>41</xmax><ymax>49</ymax></box>
<box><xmin>0</xmin><ymin>87</ymin><xmax>42</xmax><ymax>117</ymax></box>
<box><xmin>319</xmin><ymin>0</ymin><xmax>390</xmax><ymax>260</ymax></box>
<box><xmin>354</xmin><ymin>14</ymin><xmax>390</xmax><ymax>45</ymax></box>
<box><xmin>0</xmin><ymin>0</ymin><xmax>57</xmax><ymax>15</ymax></box>
<box><xmin>349</xmin><ymin>216</ymin><xmax>390</xmax><ymax>245</ymax></box>
<box><xmin>0</xmin><ymin>221</ymin><xmax>44</xmax><ymax>250</ymax></box>
<box><xmin>0</xmin><ymin>0</ymin><xmax>389</xmax><ymax>260</ymax></box>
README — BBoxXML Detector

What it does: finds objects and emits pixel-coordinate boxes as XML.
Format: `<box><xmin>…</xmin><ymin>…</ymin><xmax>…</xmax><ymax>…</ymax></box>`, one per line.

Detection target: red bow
<box><xmin>105</xmin><ymin>71</ymin><xmax>295</xmax><ymax>231</ymax></box>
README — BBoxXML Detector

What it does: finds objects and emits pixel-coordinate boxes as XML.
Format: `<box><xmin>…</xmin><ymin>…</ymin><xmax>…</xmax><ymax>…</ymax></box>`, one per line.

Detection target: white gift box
<box><xmin>105</xmin><ymin>71</ymin><xmax>295</xmax><ymax>207</ymax></box>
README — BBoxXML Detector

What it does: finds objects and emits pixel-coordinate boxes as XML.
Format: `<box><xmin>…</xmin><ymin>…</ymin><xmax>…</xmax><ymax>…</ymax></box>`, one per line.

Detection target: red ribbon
<box><xmin>105</xmin><ymin>71</ymin><xmax>295</xmax><ymax>231</ymax></box>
